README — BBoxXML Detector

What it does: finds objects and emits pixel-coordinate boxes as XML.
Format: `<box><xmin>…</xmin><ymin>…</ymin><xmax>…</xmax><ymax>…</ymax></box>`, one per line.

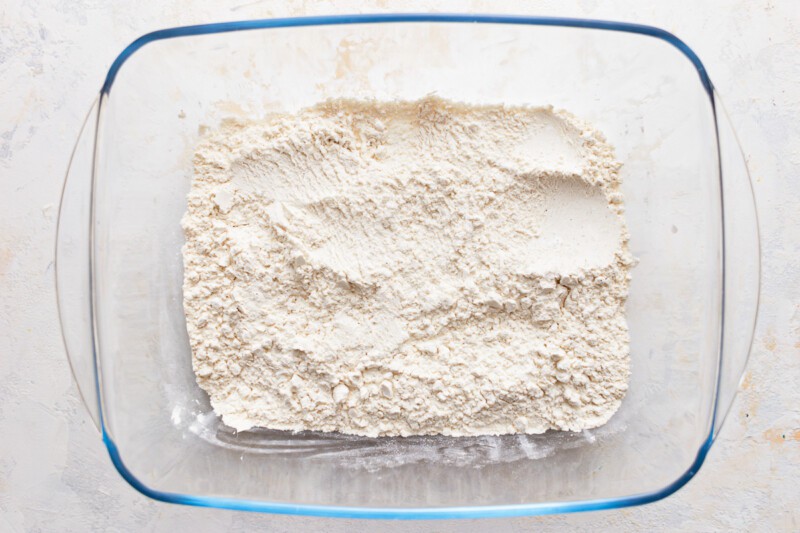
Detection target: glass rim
<box><xmin>92</xmin><ymin>13</ymin><xmax>723</xmax><ymax>519</ymax></box>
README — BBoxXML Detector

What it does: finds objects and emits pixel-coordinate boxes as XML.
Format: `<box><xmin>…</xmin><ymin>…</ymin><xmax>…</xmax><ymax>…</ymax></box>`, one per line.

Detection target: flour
<box><xmin>182</xmin><ymin>97</ymin><xmax>634</xmax><ymax>438</ymax></box>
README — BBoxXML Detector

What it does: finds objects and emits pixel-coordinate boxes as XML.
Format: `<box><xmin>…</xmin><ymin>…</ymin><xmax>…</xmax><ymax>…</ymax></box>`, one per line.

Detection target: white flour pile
<box><xmin>182</xmin><ymin>97</ymin><xmax>634</xmax><ymax>437</ymax></box>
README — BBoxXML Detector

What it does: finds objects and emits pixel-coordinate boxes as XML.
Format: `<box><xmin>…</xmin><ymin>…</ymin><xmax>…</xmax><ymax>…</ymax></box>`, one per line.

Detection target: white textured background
<box><xmin>1</xmin><ymin>1</ymin><xmax>798</xmax><ymax>531</ymax></box>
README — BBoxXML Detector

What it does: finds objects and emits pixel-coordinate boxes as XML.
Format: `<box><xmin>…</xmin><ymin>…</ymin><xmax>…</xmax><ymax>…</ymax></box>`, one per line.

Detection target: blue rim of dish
<box><xmin>101</xmin><ymin>13</ymin><xmax>714</xmax><ymax>96</ymax></box>
<box><xmin>95</xmin><ymin>13</ymin><xmax>722</xmax><ymax>519</ymax></box>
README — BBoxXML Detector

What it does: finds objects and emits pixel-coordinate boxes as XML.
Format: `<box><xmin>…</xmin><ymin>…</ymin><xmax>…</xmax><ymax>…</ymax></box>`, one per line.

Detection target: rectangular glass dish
<box><xmin>56</xmin><ymin>14</ymin><xmax>759</xmax><ymax>518</ymax></box>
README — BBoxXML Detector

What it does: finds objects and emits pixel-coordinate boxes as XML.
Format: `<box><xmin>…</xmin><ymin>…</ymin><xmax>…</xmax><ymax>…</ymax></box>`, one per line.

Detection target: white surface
<box><xmin>1</xmin><ymin>0</ymin><xmax>798</xmax><ymax>530</ymax></box>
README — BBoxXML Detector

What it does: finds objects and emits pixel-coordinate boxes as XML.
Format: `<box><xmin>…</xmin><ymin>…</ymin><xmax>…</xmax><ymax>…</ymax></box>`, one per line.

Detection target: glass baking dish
<box><xmin>56</xmin><ymin>14</ymin><xmax>760</xmax><ymax>518</ymax></box>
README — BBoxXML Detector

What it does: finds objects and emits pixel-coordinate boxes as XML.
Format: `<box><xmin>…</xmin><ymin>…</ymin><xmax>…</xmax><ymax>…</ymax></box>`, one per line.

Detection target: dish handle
<box><xmin>56</xmin><ymin>98</ymin><xmax>101</xmax><ymax>431</ymax></box>
<box><xmin>713</xmin><ymin>94</ymin><xmax>761</xmax><ymax>439</ymax></box>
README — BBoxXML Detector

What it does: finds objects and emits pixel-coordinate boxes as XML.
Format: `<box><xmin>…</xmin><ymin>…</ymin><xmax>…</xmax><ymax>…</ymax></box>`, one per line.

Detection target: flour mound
<box><xmin>182</xmin><ymin>97</ymin><xmax>633</xmax><ymax>437</ymax></box>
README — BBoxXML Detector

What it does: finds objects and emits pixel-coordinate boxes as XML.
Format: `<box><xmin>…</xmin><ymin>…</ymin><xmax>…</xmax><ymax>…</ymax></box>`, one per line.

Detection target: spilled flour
<box><xmin>182</xmin><ymin>97</ymin><xmax>634</xmax><ymax>437</ymax></box>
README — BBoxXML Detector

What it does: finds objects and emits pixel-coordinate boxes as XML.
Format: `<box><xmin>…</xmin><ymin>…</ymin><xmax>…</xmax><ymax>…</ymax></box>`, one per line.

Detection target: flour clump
<box><xmin>182</xmin><ymin>97</ymin><xmax>634</xmax><ymax>437</ymax></box>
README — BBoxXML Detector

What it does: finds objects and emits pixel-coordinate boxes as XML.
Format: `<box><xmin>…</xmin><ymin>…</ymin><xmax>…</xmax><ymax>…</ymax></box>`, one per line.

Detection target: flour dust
<box><xmin>182</xmin><ymin>97</ymin><xmax>634</xmax><ymax>438</ymax></box>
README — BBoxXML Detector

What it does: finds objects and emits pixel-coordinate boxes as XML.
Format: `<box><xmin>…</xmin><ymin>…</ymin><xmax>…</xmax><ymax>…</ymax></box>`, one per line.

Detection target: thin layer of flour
<box><xmin>182</xmin><ymin>97</ymin><xmax>634</xmax><ymax>438</ymax></box>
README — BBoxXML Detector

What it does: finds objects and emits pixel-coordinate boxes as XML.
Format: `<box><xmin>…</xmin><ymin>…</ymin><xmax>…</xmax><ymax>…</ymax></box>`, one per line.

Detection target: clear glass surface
<box><xmin>56</xmin><ymin>15</ymin><xmax>759</xmax><ymax>518</ymax></box>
